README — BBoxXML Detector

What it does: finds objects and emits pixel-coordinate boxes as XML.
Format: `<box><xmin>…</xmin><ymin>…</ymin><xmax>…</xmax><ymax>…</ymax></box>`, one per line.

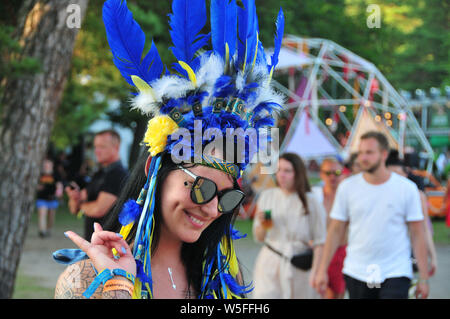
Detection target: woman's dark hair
<box><xmin>104</xmin><ymin>148</ymin><xmax>240</xmax><ymax>297</ymax></box>
<box><xmin>277</xmin><ymin>152</ymin><xmax>311</xmax><ymax>215</ymax></box>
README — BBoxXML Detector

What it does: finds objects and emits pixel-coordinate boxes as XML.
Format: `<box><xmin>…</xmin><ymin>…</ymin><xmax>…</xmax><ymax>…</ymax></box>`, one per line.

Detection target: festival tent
<box><xmin>346</xmin><ymin>107</ymin><xmax>399</xmax><ymax>154</ymax></box>
<box><xmin>266</xmin><ymin>35</ymin><xmax>434</xmax><ymax>170</ymax></box>
<box><xmin>283</xmin><ymin>109</ymin><xmax>339</xmax><ymax>158</ymax></box>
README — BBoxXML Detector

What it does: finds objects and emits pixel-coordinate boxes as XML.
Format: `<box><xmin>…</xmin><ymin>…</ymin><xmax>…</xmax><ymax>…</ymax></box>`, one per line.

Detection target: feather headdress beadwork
<box><xmin>102</xmin><ymin>0</ymin><xmax>285</xmax><ymax>299</ymax></box>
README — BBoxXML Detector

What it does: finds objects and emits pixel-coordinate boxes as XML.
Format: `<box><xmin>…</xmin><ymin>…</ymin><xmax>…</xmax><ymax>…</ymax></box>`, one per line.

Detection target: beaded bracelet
<box><xmin>83</xmin><ymin>268</ymin><xmax>135</xmax><ymax>299</ymax></box>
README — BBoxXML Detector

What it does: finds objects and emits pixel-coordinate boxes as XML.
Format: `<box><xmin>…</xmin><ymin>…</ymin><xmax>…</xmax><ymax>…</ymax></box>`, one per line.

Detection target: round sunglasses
<box><xmin>321</xmin><ymin>169</ymin><xmax>342</xmax><ymax>177</ymax></box>
<box><xmin>178</xmin><ymin>166</ymin><xmax>245</xmax><ymax>214</ymax></box>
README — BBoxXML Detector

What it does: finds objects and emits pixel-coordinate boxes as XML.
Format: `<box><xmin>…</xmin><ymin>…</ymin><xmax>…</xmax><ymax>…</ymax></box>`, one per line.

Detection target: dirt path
<box><xmin>15</xmin><ymin>216</ymin><xmax>450</xmax><ymax>298</ymax></box>
<box><xmin>14</xmin><ymin>212</ymin><xmax>84</xmax><ymax>296</ymax></box>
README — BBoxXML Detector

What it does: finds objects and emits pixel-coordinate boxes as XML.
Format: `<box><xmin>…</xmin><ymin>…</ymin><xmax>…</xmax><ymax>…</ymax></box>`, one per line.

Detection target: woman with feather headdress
<box><xmin>53</xmin><ymin>0</ymin><xmax>285</xmax><ymax>299</ymax></box>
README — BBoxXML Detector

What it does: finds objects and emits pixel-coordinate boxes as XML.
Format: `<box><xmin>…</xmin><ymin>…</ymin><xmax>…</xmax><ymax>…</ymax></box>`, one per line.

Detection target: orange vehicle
<box><xmin>412</xmin><ymin>169</ymin><xmax>448</xmax><ymax>218</ymax></box>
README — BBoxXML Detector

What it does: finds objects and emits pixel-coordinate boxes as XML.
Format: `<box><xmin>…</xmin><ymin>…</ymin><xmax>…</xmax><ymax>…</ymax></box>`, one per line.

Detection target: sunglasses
<box><xmin>321</xmin><ymin>169</ymin><xmax>342</xmax><ymax>177</ymax></box>
<box><xmin>178</xmin><ymin>166</ymin><xmax>245</xmax><ymax>214</ymax></box>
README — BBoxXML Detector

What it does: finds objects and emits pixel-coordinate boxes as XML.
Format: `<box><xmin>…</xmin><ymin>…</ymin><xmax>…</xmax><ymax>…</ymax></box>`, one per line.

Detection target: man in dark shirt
<box><xmin>65</xmin><ymin>130</ymin><xmax>128</xmax><ymax>240</ymax></box>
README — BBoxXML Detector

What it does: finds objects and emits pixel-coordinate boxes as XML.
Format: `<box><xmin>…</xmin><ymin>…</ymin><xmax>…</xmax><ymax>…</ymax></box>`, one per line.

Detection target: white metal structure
<box><xmin>267</xmin><ymin>35</ymin><xmax>434</xmax><ymax>170</ymax></box>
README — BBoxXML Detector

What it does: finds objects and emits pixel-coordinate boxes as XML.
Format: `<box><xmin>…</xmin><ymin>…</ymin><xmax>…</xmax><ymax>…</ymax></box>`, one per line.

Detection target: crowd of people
<box><xmin>38</xmin><ymin>127</ymin><xmax>446</xmax><ymax>299</ymax></box>
<box><xmin>251</xmin><ymin>131</ymin><xmax>443</xmax><ymax>299</ymax></box>
<box><xmin>35</xmin><ymin>129</ymin><xmax>129</xmax><ymax>240</ymax></box>
<box><xmin>39</xmin><ymin>128</ymin><xmax>446</xmax><ymax>299</ymax></box>
<box><xmin>42</xmin><ymin>0</ymin><xmax>446</xmax><ymax>300</ymax></box>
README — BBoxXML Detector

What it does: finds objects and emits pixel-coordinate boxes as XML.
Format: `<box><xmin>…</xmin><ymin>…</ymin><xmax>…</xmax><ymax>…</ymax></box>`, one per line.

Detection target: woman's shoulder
<box><xmin>259</xmin><ymin>187</ymin><xmax>280</xmax><ymax>197</ymax></box>
<box><xmin>54</xmin><ymin>259</ymin><xmax>102</xmax><ymax>299</ymax></box>
<box><xmin>306</xmin><ymin>191</ymin><xmax>325</xmax><ymax>212</ymax></box>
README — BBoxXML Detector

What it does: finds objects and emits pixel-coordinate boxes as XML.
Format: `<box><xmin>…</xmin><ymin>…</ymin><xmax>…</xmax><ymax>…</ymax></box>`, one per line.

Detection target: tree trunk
<box><xmin>0</xmin><ymin>0</ymin><xmax>88</xmax><ymax>298</ymax></box>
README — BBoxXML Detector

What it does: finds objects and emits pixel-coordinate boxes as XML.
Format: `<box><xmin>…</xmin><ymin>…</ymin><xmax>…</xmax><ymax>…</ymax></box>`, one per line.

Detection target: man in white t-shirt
<box><xmin>313</xmin><ymin>131</ymin><xmax>429</xmax><ymax>299</ymax></box>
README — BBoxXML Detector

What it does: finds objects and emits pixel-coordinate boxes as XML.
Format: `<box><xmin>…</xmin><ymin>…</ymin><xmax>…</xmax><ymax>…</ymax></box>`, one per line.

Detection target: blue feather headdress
<box><xmin>103</xmin><ymin>0</ymin><xmax>285</xmax><ymax>299</ymax></box>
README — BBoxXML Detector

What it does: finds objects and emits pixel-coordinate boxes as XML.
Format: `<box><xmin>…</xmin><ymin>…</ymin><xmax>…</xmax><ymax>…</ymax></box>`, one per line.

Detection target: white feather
<box><xmin>235</xmin><ymin>71</ymin><xmax>245</xmax><ymax>92</ymax></box>
<box><xmin>151</xmin><ymin>76</ymin><xmax>193</xmax><ymax>99</ymax></box>
<box><xmin>130</xmin><ymin>92</ymin><xmax>160</xmax><ymax>116</ymax></box>
<box><xmin>196</xmin><ymin>54</ymin><xmax>224</xmax><ymax>88</ymax></box>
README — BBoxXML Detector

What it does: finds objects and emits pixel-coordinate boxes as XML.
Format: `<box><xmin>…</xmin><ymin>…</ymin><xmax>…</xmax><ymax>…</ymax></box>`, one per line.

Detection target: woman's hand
<box><xmin>253</xmin><ymin>210</ymin><xmax>268</xmax><ymax>242</ymax></box>
<box><xmin>65</xmin><ymin>183</ymin><xmax>81</xmax><ymax>214</ymax></box>
<box><xmin>64</xmin><ymin>223</ymin><xmax>136</xmax><ymax>277</ymax></box>
<box><xmin>312</xmin><ymin>269</ymin><xmax>328</xmax><ymax>298</ymax></box>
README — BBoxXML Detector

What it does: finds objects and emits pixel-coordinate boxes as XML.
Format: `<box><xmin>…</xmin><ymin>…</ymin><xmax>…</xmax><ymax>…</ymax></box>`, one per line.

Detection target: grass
<box><xmin>431</xmin><ymin>218</ymin><xmax>450</xmax><ymax>245</ymax></box>
<box><xmin>13</xmin><ymin>272</ymin><xmax>54</xmax><ymax>299</ymax></box>
<box><xmin>12</xmin><ymin>203</ymin><xmax>83</xmax><ymax>299</ymax></box>
<box><xmin>12</xmin><ymin>201</ymin><xmax>449</xmax><ymax>299</ymax></box>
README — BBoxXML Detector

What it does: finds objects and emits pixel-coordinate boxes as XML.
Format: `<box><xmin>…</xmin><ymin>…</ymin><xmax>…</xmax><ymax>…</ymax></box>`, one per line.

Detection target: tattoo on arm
<box><xmin>102</xmin><ymin>290</ymin><xmax>132</xmax><ymax>299</ymax></box>
<box><xmin>54</xmin><ymin>261</ymin><xmax>98</xmax><ymax>299</ymax></box>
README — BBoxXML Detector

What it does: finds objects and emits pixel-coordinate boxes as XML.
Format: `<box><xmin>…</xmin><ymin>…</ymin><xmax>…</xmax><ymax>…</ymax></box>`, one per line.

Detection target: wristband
<box><xmin>83</xmin><ymin>268</ymin><xmax>113</xmax><ymax>298</ymax></box>
<box><xmin>418</xmin><ymin>278</ymin><xmax>429</xmax><ymax>284</ymax></box>
<box><xmin>112</xmin><ymin>268</ymin><xmax>135</xmax><ymax>284</ymax></box>
<box><xmin>103</xmin><ymin>279</ymin><xmax>134</xmax><ymax>296</ymax></box>
<box><xmin>82</xmin><ymin>268</ymin><xmax>135</xmax><ymax>299</ymax></box>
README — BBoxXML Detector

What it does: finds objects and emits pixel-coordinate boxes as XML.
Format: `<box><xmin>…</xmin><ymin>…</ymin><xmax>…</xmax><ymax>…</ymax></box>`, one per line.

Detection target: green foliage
<box><xmin>0</xmin><ymin>25</ymin><xmax>41</xmax><ymax>115</ymax></box>
<box><xmin>51</xmin><ymin>0</ymin><xmax>175</xmax><ymax>150</ymax></box>
<box><xmin>51</xmin><ymin>0</ymin><xmax>448</xmax><ymax>150</ymax></box>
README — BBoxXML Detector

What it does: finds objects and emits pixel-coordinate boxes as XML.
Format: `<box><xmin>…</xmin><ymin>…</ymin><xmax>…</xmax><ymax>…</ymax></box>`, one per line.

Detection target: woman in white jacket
<box><xmin>252</xmin><ymin>153</ymin><xmax>327</xmax><ymax>298</ymax></box>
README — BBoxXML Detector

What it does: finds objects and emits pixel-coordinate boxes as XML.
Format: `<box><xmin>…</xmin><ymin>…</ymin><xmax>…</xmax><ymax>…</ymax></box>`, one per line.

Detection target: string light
<box><xmin>384</xmin><ymin>112</ymin><xmax>392</xmax><ymax>120</ymax></box>
<box><xmin>325</xmin><ymin>118</ymin><xmax>333</xmax><ymax>126</ymax></box>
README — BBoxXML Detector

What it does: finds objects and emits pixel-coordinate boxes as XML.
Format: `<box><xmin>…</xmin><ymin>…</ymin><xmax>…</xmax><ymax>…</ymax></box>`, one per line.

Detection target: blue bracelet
<box><xmin>112</xmin><ymin>268</ymin><xmax>135</xmax><ymax>284</ymax></box>
<box><xmin>82</xmin><ymin>268</ymin><xmax>135</xmax><ymax>299</ymax></box>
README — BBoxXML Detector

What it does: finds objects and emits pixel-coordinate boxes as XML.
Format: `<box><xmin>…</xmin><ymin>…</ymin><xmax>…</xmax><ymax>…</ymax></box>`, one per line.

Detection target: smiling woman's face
<box><xmin>159</xmin><ymin>164</ymin><xmax>234</xmax><ymax>243</ymax></box>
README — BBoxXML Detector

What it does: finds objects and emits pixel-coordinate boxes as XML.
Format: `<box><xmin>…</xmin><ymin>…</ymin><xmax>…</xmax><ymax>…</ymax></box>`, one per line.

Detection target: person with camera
<box><xmin>65</xmin><ymin>130</ymin><xmax>128</xmax><ymax>240</ymax></box>
<box><xmin>252</xmin><ymin>153</ymin><xmax>327</xmax><ymax>298</ymax></box>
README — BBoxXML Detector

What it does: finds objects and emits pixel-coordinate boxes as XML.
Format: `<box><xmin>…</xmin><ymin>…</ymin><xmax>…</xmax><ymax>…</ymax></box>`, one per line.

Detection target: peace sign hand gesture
<box><xmin>64</xmin><ymin>223</ymin><xmax>136</xmax><ymax>277</ymax></box>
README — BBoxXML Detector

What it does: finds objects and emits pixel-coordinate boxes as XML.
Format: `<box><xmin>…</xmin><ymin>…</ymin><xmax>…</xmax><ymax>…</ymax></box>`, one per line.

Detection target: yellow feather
<box><xmin>250</xmin><ymin>32</ymin><xmax>259</xmax><ymax>73</ymax></box>
<box><xmin>225</xmin><ymin>42</ymin><xmax>230</xmax><ymax>73</ymax></box>
<box><xmin>268</xmin><ymin>66</ymin><xmax>275</xmax><ymax>85</ymax></box>
<box><xmin>221</xmin><ymin>237</ymin><xmax>239</xmax><ymax>277</ymax></box>
<box><xmin>143</xmin><ymin>115</ymin><xmax>179</xmax><ymax>156</ymax></box>
<box><xmin>131</xmin><ymin>75</ymin><xmax>156</xmax><ymax>100</ymax></box>
<box><xmin>132</xmin><ymin>280</ymin><xmax>142</xmax><ymax>299</ymax></box>
<box><xmin>178</xmin><ymin>61</ymin><xmax>197</xmax><ymax>88</ymax></box>
<box><xmin>119</xmin><ymin>223</ymin><xmax>134</xmax><ymax>241</ymax></box>
<box><xmin>242</xmin><ymin>39</ymin><xmax>248</xmax><ymax>72</ymax></box>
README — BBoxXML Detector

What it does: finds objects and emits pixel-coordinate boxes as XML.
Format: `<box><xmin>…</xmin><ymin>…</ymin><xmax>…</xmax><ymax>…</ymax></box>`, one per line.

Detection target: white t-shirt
<box><xmin>311</xmin><ymin>186</ymin><xmax>324</xmax><ymax>204</ymax></box>
<box><xmin>330</xmin><ymin>172</ymin><xmax>423</xmax><ymax>283</ymax></box>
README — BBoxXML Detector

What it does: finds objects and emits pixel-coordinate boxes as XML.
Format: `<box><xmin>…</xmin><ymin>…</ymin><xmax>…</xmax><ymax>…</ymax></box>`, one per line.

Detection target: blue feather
<box><xmin>237</xmin><ymin>0</ymin><xmax>258</xmax><ymax>70</ymax></box>
<box><xmin>102</xmin><ymin>0</ymin><xmax>163</xmax><ymax>87</ymax></box>
<box><xmin>118</xmin><ymin>199</ymin><xmax>143</xmax><ymax>226</ymax></box>
<box><xmin>168</xmin><ymin>0</ymin><xmax>210</xmax><ymax>70</ymax></box>
<box><xmin>136</xmin><ymin>259</ymin><xmax>152</xmax><ymax>285</ymax></box>
<box><xmin>269</xmin><ymin>7</ymin><xmax>285</xmax><ymax>71</ymax></box>
<box><xmin>213</xmin><ymin>75</ymin><xmax>235</xmax><ymax>98</ymax></box>
<box><xmin>211</xmin><ymin>0</ymin><xmax>237</xmax><ymax>59</ymax></box>
<box><xmin>230</xmin><ymin>226</ymin><xmax>247</xmax><ymax>240</ymax></box>
<box><xmin>254</xmin><ymin>117</ymin><xmax>274</xmax><ymax>130</ymax></box>
<box><xmin>223</xmin><ymin>273</ymin><xmax>254</xmax><ymax>295</ymax></box>
<box><xmin>252</xmin><ymin>102</ymin><xmax>280</xmax><ymax>117</ymax></box>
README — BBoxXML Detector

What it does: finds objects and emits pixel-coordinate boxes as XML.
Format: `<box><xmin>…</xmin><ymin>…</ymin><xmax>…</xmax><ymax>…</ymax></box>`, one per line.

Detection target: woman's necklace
<box><xmin>167</xmin><ymin>267</ymin><xmax>176</xmax><ymax>290</ymax></box>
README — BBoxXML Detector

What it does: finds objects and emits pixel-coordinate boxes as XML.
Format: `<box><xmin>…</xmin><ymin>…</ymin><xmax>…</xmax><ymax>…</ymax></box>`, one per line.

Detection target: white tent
<box><xmin>267</xmin><ymin>35</ymin><xmax>434</xmax><ymax>170</ymax></box>
<box><xmin>284</xmin><ymin>110</ymin><xmax>338</xmax><ymax>158</ymax></box>
<box><xmin>346</xmin><ymin>107</ymin><xmax>398</xmax><ymax>154</ymax></box>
